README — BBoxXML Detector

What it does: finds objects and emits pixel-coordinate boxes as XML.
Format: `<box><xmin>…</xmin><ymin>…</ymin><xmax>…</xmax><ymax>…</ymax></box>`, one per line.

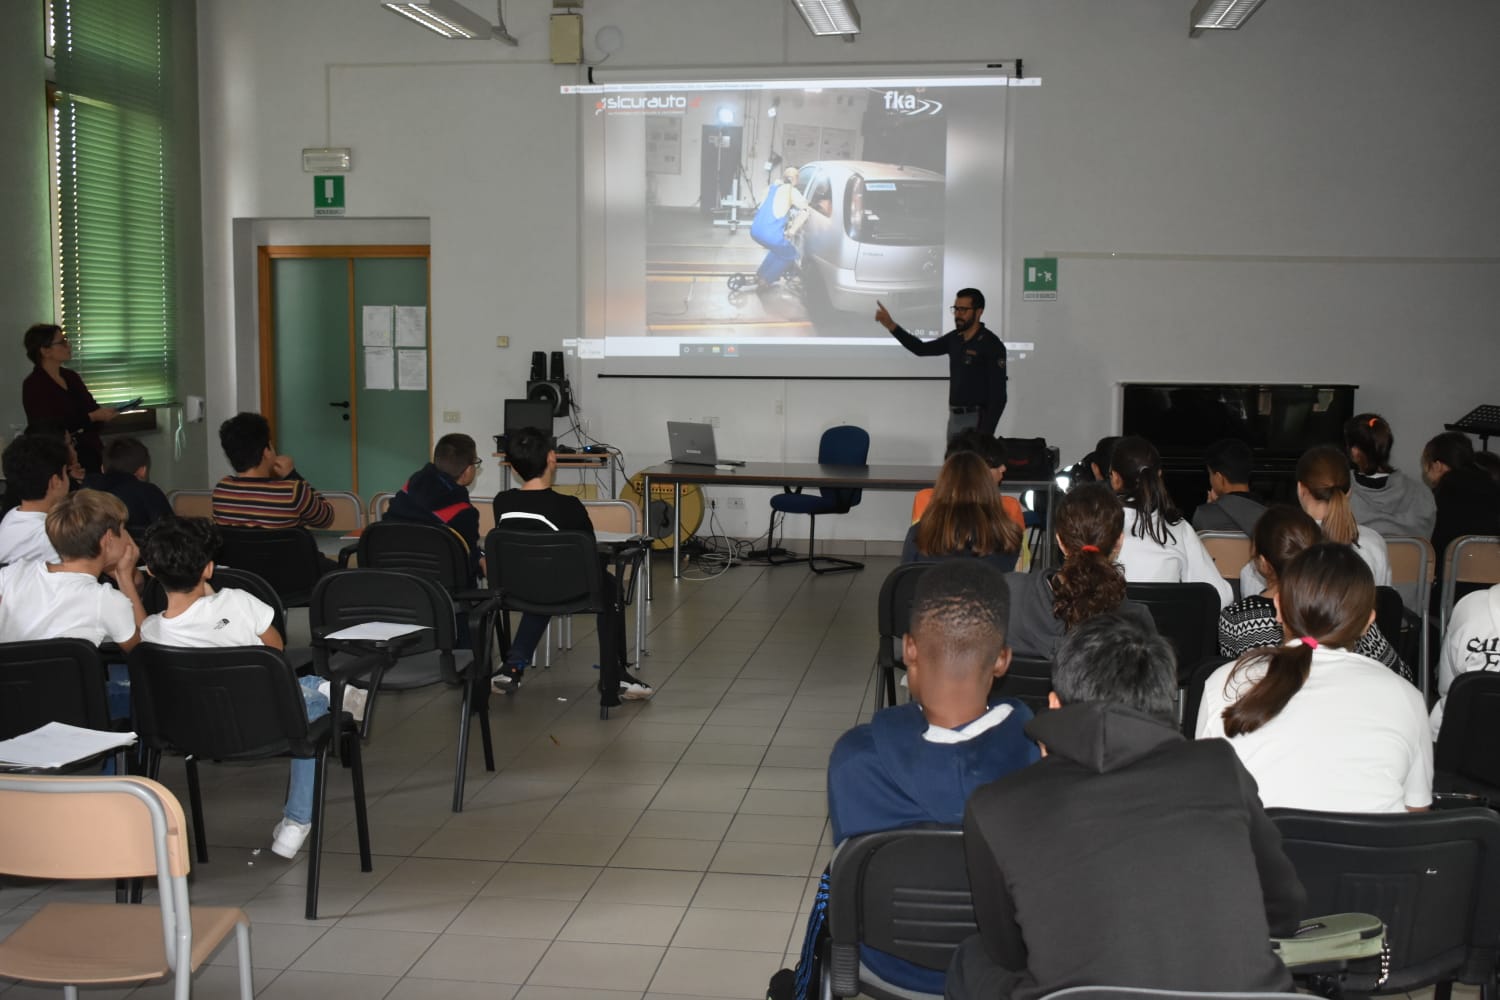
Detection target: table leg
<box><xmin>672</xmin><ymin>482</ymin><xmax>682</xmax><ymax>579</ymax></box>
<box><xmin>1041</xmin><ymin>481</ymin><xmax>1057</xmax><ymax>569</ymax></box>
<box><xmin>643</xmin><ymin>473</ymin><xmax>654</xmax><ymax>602</ymax></box>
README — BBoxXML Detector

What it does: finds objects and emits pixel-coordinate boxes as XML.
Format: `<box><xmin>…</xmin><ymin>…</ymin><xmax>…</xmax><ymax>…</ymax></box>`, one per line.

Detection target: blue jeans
<box><xmin>285</xmin><ymin>676</ymin><xmax>330</xmax><ymax>825</ymax></box>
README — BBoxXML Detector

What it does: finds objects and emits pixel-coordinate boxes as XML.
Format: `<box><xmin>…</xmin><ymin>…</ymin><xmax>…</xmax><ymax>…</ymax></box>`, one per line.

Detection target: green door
<box><xmin>266</xmin><ymin>250</ymin><xmax>431</xmax><ymax>496</ymax></box>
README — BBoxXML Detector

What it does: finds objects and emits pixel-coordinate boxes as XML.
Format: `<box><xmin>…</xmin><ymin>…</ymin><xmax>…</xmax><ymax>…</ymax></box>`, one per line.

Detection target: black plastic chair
<box><xmin>767</xmin><ymin>425</ymin><xmax>870</xmax><ymax>574</ymax></box>
<box><xmin>1435</xmin><ymin>671</ymin><xmax>1500</xmax><ymax>800</ymax></box>
<box><xmin>1179</xmin><ymin>656</ymin><xmax>1233</xmax><ymax>739</ymax></box>
<box><xmin>216</xmin><ymin>526</ymin><xmax>327</xmax><ymax>608</ymax></box>
<box><xmin>141</xmin><ymin>565</ymin><xmax>300</xmax><ymax>662</ymax></box>
<box><xmin>823</xmin><ymin>827</ymin><xmax>974</xmax><ymax>1000</ymax></box>
<box><xmin>127</xmin><ymin>642</ymin><xmax>372</xmax><ymax>920</ymax></box>
<box><xmin>358</xmin><ymin>520</ymin><xmax>475</xmax><ymax>591</ymax></box>
<box><xmin>874</xmin><ymin>563</ymin><xmax>931</xmax><ymax>711</ymax></box>
<box><xmin>309</xmin><ymin>568</ymin><xmax>495</xmax><ymax>812</ymax></box>
<box><xmin>1269</xmin><ymin>807</ymin><xmax>1500</xmax><ymax>997</ymax></box>
<box><xmin>991</xmin><ymin>654</ymin><xmax>1052</xmax><ymax>716</ymax></box>
<box><xmin>0</xmin><ymin>638</ymin><xmax>124</xmax><ymax>773</ymax></box>
<box><xmin>484</xmin><ymin>528</ymin><xmax>647</xmax><ymax>719</ymax></box>
<box><xmin>1126</xmin><ymin>582</ymin><xmax>1220</xmax><ymax>682</ymax></box>
<box><xmin>1038</xmin><ymin>989</ymin><xmax>1309</xmax><ymax>1000</ymax></box>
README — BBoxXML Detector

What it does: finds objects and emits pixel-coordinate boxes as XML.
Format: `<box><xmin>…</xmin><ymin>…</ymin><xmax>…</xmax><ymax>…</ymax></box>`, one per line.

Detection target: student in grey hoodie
<box><xmin>1345</xmin><ymin>413</ymin><xmax>1435</xmax><ymax>540</ymax></box>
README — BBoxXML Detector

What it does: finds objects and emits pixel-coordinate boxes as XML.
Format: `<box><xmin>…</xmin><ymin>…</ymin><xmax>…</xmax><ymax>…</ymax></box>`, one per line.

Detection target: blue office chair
<box><xmin>766</xmin><ymin>425</ymin><xmax>870</xmax><ymax>574</ymax></box>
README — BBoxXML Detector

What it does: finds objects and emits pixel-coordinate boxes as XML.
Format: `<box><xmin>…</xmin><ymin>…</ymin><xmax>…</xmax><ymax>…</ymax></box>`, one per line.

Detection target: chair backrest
<box><xmin>876</xmin><ymin>563</ymin><xmax>932</xmax><ymax>673</ymax></box>
<box><xmin>817</xmin><ymin>425</ymin><xmax>871</xmax><ymax>510</ymax></box>
<box><xmin>368</xmin><ymin>491</ymin><xmax>395</xmax><ymax>523</ymax></box>
<box><xmin>1443</xmin><ymin>536</ymin><xmax>1500</xmax><ymax>628</ymax></box>
<box><xmin>991</xmin><ymin>654</ymin><xmax>1052</xmax><ymax>715</ymax></box>
<box><xmin>309</xmin><ymin>568</ymin><xmax>456</xmax><ymax>659</ymax></box>
<box><xmin>1125</xmin><ymin>582</ymin><xmax>1221</xmax><ymax>681</ymax></box>
<box><xmin>826</xmin><ymin>827</ymin><xmax>974</xmax><ymax>996</ymax></box>
<box><xmin>0</xmin><ymin>775</ymin><xmax>190</xmax><ymax>881</ymax></box>
<box><xmin>166</xmin><ymin>489</ymin><xmax>214</xmax><ymax>519</ymax></box>
<box><xmin>129</xmin><ymin>643</ymin><xmax>313</xmax><ymax>762</ymax></box>
<box><xmin>0</xmin><ymin>638</ymin><xmax>112</xmax><ymax>739</ymax></box>
<box><xmin>320</xmin><ymin>490</ymin><xmax>365</xmax><ymax>534</ymax></box>
<box><xmin>583</xmin><ymin>498</ymin><xmax>641</xmax><ymax>535</ymax></box>
<box><xmin>1435</xmin><ymin>671</ymin><xmax>1500</xmax><ymax>791</ymax></box>
<box><xmin>1386</xmin><ymin>535</ymin><xmax>1435</xmax><ymax>607</ymax></box>
<box><xmin>216</xmin><ymin>526</ymin><xmax>326</xmax><ymax>607</ymax></box>
<box><xmin>358</xmin><ymin>520</ymin><xmax>472</xmax><ymax>590</ymax></box>
<box><xmin>1269</xmin><ymin>807</ymin><xmax>1500</xmax><ymax>993</ymax></box>
<box><xmin>485</xmin><ymin>528</ymin><xmax>604</xmax><ymax>615</ymax></box>
<box><xmin>1179</xmin><ymin>656</ymin><xmax>1232</xmax><ymax>739</ymax></box>
<box><xmin>1198</xmin><ymin>531</ymin><xmax>1253</xmax><ymax>585</ymax></box>
<box><xmin>1039</xmin><ymin>989</ymin><xmax>1309</xmax><ymax>1000</ymax></box>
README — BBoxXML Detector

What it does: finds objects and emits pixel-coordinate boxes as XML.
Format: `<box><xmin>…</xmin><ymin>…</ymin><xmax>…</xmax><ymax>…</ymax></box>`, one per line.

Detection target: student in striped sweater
<box><xmin>212</xmin><ymin>412</ymin><xmax>335</xmax><ymax>530</ymax></box>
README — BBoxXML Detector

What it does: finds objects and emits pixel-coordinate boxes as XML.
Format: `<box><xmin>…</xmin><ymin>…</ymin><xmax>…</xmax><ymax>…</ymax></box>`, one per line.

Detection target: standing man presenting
<box><xmin>876</xmin><ymin>288</ymin><xmax>1007</xmax><ymax>442</ymax></box>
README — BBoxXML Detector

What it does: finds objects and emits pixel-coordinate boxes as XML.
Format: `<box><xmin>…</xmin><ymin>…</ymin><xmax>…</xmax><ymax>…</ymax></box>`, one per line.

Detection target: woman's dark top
<box><xmin>22</xmin><ymin>366</ymin><xmax>103</xmax><ymax>471</ymax></box>
<box><xmin>1004</xmin><ymin>568</ymin><xmax>1157</xmax><ymax>659</ymax></box>
<box><xmin>901</xmin><ymin>521</ymin><xmax>1019</xmax><ymax>574</ymax></box>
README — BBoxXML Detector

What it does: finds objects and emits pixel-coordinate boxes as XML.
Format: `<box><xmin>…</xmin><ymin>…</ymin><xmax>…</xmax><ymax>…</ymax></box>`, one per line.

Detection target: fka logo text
<box><xmin>595</xmin><ymin>94</ymin><xmax>698</xmax><ymax>115</ymax></box>
<box><xmin>883</xmin><ymin>91</ymin><xmax>943</xmax><ymax>116</ymax></box>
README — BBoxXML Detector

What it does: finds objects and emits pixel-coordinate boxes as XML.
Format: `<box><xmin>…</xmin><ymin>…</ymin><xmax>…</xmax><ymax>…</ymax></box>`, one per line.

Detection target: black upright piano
<box><xmin>1120</xmin><ymin>382</ymin><xmax>1358</xmax><ymax>519</ymax></box>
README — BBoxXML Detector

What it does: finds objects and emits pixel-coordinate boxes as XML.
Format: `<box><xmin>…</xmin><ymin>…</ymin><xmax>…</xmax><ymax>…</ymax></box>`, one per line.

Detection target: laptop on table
<box><xmin>667</xmin><ymin>421</ymin><xmax>745</xmax><ymax>468</ymax></box>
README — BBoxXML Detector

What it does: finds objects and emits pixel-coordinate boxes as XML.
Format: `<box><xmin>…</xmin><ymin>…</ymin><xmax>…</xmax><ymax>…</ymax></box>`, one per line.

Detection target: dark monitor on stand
<box><xmin>501</xmin><ymin>398</ymin><xmax>556</xmax><ymax>451</ymax></box>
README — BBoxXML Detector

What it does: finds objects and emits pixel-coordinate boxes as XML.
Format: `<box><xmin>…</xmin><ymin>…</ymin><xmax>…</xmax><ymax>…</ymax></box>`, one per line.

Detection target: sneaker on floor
<box><xmin>341</xmin><ymin>687</ymin><xmax>368</xmax><ymax>722</ymax></box>
<box><xmin>490</xmin><ymin>662</ymin><xmax>524</xmax><ymax>695</ymax></box>
<box><xmin>619</xmin><ymin>671</ymin><xmax>653</xmax><ymax>700</ymax></box>
<box><xmin>270</xmin><ymin>818</ymin><xmax>312</xmax><ymax>859</ymax></box>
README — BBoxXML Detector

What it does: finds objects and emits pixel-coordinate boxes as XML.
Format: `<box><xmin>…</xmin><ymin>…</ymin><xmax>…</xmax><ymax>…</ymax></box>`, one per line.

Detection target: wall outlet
<box><xmin>726</xmin><ymin>496</ymin><xmax>745</xmax><ymax>510</ymax></box>
<box><xmin>496</xmin><ymin>336</ymin><xmax>509</xmax><ymax>348</ymax></box>
<box><xmin>443</xmin><ymin>410</ymin><xmax>461</xmax><ymax>423</ymax></box>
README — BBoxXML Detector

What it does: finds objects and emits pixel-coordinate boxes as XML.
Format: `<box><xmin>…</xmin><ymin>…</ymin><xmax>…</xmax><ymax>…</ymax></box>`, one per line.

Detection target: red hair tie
<box><xmin>1299</xmin><ymin>636</ymin><xmax>1319</xmax><ymax>649</ymax></box>
<box><xmin>1080</xmin><ymin>544</ymin><xmax>1101</xmax><ymax>554</ymax></box>
<box><xmin>1367</xmin><ymin>418</ymin><xmax>1378</xmax><ymax>428</ymax></box>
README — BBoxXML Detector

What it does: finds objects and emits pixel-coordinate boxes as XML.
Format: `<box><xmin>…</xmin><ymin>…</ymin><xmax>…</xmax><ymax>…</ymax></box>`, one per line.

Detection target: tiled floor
<box><xmin>0</xmin><ymin>554</ymin><xmax>893</xmax><ymax>999</ymax></box>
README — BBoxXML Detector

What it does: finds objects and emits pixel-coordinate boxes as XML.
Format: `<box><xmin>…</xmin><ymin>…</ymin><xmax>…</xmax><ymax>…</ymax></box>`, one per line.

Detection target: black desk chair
<box><xmin>874</xmin><ymin>563</ymin><xmax>931</xmax><ymax>712</ymax></box>
<box><xmin>1269</xmin><ymin>807</ymin><xmax>1500</xmax><ymax>997</ymax></box>
<box><xmin>358</xmin><ymin>520</ymin><xmax>475</xmax><ymax>591</ymax></box>
<box><xmin>0</xmin><ymin>639</ymin><xmax>124</xmax><ymax>772</ymax></box>
<box><xmin>823</xmin><ymin>827</ymin><xmax>973</xmax><ymax>1000</ymax></box>
<box><xmin>216</xmin><ymin>526</ymin><xmax>327</xmax><ymax>608</ymax></box>
<box><xmin>1126</xmin><ymin>582</ymin><xmax>1220</xmax><ymax>683</ymax></box>
<box><xmin>991</xmin><ymin>654</ymin><xmax>1052</xmax><ymax>716</ymax></box>
<box><xmin>1179</xmin><ymin>656</ymin><xmax>1232</xmax><ymax>738</ymax></box>
<box><xmin>1435</xmin><ymin>671</ymin><xmax>1500</xmax><ymax>801</ymax></box>
<box><xmin>309</xmin><ymin>568</ymin><xmax>495</xmax><ymax>812</ymax></box>
<box><xmin>484</xmin><ymin>528</ymin><xmax>646</xmax><ymax>719</ymax></box>
<box><xmin>767</xmin><ymin>425</ymin><xmax>870</xmax><ymax>574</ymax></box>
<box><xmin>127</xmin><ymin>642</ymin><xmax>372</xmax><ymax>920</ymax></box>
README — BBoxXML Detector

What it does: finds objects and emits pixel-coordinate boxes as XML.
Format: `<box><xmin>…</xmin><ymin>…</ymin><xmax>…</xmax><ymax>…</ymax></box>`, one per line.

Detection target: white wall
<box><xmin>194</xmin><ymin>0</ymin><xmax>1500</xmax><ymax>542</ymax></box>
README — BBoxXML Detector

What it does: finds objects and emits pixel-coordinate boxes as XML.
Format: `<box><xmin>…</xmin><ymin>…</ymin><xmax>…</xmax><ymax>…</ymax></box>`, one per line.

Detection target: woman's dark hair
<box><xmin>1111</xmin><ymin>436</ymin><xmax>1182</xmax><ymax>545</ymax></box>
<box><xmin>1221</xmin><ymin>543</ymin><xmax>1374</xmax><ymax>736</ymax></box>
<box><xmin>1086</xmin><ymin>435</ymin><xmax>1121</xmax><ymax>482</ymax></box>
<box><xmin>141</xmin><ymin>517</ymin><xmax>220</xmax><ymax>592</ymax></box>
<box><xmin>1051</xmin><ymin>482</ymin><xmax>1127</xmax><ymax>628</ymax></box>
<box><xmin>1343</xmin><ymin>413</ymin><xmax>1394</xmax><ymax>476</ymax></box>
<box><xmin>1422</xmin><ymin>431</ymin><xmax>1475</xmax><ymax>472</ymax></box>
<box><xmin>1250</xmin><ymin>505</ymin><xmax>1321</xmax><ymax>588</ymax></box>
<box><xmin>24</xmin><ymin>324</ymin><xmax>62</xmax><ymax>366</ymax></box>
<box><xmin>915</xmin><ymin>451</ymin><xmax>1021</xmax><ymax>558</ymax></box>
<box><xmin>1296</xmin><ymin>445</ymin><xmax>1357</xmax><ymax>545</ymax></box>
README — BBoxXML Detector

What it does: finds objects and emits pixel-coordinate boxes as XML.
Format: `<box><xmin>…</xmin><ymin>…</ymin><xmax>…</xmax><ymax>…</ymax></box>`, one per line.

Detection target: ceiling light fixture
<box><xmin>790</xmin><ymin>0</ymin><xmax>860</xmax><ymax>39</ymax></box>
<box><xmin>383</xmin><ymin>0</ymin><xmax>519</xmax><ymax>44</ymax></box>
<box><xmin>1189</xmin><ymin>0</ymin><xmax>1269</xmax><ymax>35</ymax></box>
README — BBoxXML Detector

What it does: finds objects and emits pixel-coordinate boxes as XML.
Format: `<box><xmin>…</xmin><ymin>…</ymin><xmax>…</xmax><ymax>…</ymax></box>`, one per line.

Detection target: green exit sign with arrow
<box><xmin>313</xmin><ymin>176</ymin><xmax>345</xmax><ymax>216</ymax></box>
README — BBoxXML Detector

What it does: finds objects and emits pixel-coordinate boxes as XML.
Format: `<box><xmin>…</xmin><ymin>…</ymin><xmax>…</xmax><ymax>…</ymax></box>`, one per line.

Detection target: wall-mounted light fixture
<box><xmin>383</xmin><ymin>0</ymin><xmax>519</xmax><ymax>44</ymax></box>
<box><xmin>1189</xmin><ymin>0</ymin><xmax>1269</xmax><ymax>36</ymax></box>
<box><xmin>790</xmin><ymin>0</ymin><xmax>860</xmax><ymax>39</ymax></box>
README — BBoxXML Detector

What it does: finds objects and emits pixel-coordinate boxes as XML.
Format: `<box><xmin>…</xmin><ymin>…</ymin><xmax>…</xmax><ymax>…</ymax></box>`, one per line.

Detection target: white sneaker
<box><xmin>270</xmin><ymin>818</ymin><xmax>312</xmax><ymax>859</ymax></box>
<box><xmin>341</xmin><ymin>687</ymin><xmax>368</xmax><ymax>722</ymax></box>
<box><xmin>619</xmin><ymin>672</ymin><xmax>654</xmax><ymax>701</ymax></box>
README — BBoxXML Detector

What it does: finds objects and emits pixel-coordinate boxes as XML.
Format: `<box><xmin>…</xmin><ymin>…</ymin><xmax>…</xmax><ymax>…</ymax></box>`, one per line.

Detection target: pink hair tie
<box><xmin>1299</xmin><ymin>636</ymin><xmax>1319</xmax><ymax>649</ymax></box>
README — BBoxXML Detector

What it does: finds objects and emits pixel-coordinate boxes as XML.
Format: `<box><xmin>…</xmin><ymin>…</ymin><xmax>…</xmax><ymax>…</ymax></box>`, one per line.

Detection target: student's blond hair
<box><xmin>45</xmin><ymin>489</ymin><xmax>128</xmax><ymax>560</ymax></box>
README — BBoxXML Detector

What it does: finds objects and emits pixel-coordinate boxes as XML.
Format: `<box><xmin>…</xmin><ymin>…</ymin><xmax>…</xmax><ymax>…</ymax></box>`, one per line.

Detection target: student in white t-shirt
<box><xmin>1430</xmin><ymin>583</ymin><xmax>1500</xmax><ymax>738</ymax></box>
<box><xmin>1197</xmin><ymin>542</ymin><xmax>1431</xmax><ymax>813</ymax></box>
<box><xmin>140</xmin><ymin>517</ymin><xmax>360</xmax><ymax>860</ymax></box>
<box><xmin>1109</xmin><ymin>436</ymin><xmax>1233</xmax><ymax>608</ymax></box>
<box><xmin>0</xmin><ymin>433</ymin><xmax>72</xmax><ymax>565</ymax></box>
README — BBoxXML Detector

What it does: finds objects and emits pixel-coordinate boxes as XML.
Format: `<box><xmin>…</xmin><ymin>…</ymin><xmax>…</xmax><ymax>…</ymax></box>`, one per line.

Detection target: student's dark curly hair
<box><xmin>218</xmin><ymin>413</ymin><xmax>271</xmax><ymax>473</ymax></box>
<box><xmin>142</xmin><ymin>517</ymin><xmax>220</xmax><ymax>592</ymax></box>
<box><xmin>1051</xmin><ymin>482</ymin><xmax>1128</xmax><ymax>628</ymax></box>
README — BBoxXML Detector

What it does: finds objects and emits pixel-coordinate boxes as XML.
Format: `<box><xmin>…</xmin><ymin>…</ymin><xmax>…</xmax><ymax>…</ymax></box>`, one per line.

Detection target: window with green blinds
<box><xmin>51</xmin><ymin>0</ymin><xmax>176</xmax><ymax>406</ymax></box>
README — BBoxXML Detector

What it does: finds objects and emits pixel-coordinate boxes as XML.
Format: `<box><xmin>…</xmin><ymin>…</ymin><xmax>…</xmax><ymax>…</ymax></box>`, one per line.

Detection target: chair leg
<box><xmin>806</xmin><ymin>514</ymin><xmax>863</xmax><ymax>575</ymax></box>
<box><xmin>346</xmin><ymin>726</ymin><xmax>372</xmax><ymax>873</ymax></box>
<box><xmin>234</xmin><ymin>919</ymin><xmax>253</xmax><ymax>1000</ymax></box>
<box><xmin>185</xmin><ymin>756</ymin><xmax>209</xmax><ymax>863</ymax></box>
<box><xmin>477</xmin><ymin>676</ymin><xmax>496</xmax><ymax>772</ymax></box>
<box><xmin>452</xmin><ymin>675</ymin><xmax>474</xmax><ymax>813</ymax></box>
<box><xmin>764</xmin><ymin>509</ymin><xmax>803</xmax><ymax>566</ymax></box>
<box><xmin>305</xmin><ymin>746</ymin><xmax>328</xmax><ymax>920</ymax></box>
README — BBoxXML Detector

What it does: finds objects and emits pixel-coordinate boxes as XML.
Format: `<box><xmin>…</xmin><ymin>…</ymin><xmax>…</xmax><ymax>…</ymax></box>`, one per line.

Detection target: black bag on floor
<box><xmin>767</xmin><ymin>869</ymin><xmax>830</xmax><ymax>1000</ymax></box>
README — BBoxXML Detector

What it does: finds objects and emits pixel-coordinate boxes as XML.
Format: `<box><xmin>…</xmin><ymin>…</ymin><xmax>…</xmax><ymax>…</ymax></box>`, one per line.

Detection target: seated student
<box><xmin>491</xmin><ymin>427</ymin><xmax>650</xmax><ymax>704</ymax></box>
<box><xmin>83</xmin><ymin>436</ymin><xmax>173</xmax><ymax>539</ymax></box>
<box><xmin>21</xmin><ymin>419</ymin><xmax>87</xmax><ymax>488</ymax></box>
<box><xmin>211</xmin><ymin>412</ymin><xmax>335</xmax><ymax>531</ymax></box>
<box><xmin>910</xmin><ymin>430</ymin><xmax>1026</xmax><ymax>534</ymax></box>
<box><xmin>384</xmin><ymin>433</ymin><xmax>484</xmax><ymax>583</ymax></box>
<box><xmin>1110</xmin><ymin>436</ymin><xmax>1233</xmax><ymax>607</ymax></box>
<box><xmin>1085</xmin><ymin>434</ymin><xmax>1120</xmax><ymax>484</ymax></box>
<box><xmin>1004</xmin><ymin>482</ymin><xmax>1156</xmax><ymax>659</ymax></box>
<box><xmin>1430</xmin><ymin>582</ymin><xmax>1500</xmax><ymax>738</ymax></box>
<box><xmin>138</xmin><ymin>517</ymin><xmax>360</xmax><ymax>859</ymax></box>
<box><xmin>771</xmin><ymin>561</ymin><xmax>1037</xmax><ymax>1000</ymax></box>
<box><xmin>0</xmin><ymin>434</ymin><xmax>72</xmax><ymax>565</ymax></box>
<box><xmin>1424</xmin><ymin>431</ymin><xmax>1500</xmax><ymax>572</ymax></box>
<box><xmin>902</xmin><ymin>452</ymin><xmax>1022</xmax><ymax>573</ymax></box>
<box><xmin>1220</xmin><ymin>506</ymin><xmax>1411</xmax><ymax>681</ymax></box>
<box><xmin>948</xmin><ymin>612</ymin><xmax>1304</xmax><ymax>1000</ymax></box>
<box><xmin>1345</xmin><ymin>413</ymin><xmax>1436</xmax><ymax>540</ymax></box>
<box><xmin>1197</xmin><ymin>543</ymin><xmax>1431</xmax><ymax>813</ymax></box>
<box><xmin>1192</xmin><ymin>438</ymin><xmax>1266</xmax><ymax>535</ymax></box>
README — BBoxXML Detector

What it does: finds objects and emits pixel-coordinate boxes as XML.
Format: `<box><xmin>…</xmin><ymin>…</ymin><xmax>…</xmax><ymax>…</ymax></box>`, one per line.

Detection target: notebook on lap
<box><xmin>667</xmin><ymin>421</ymin><xmax>745</xmax><ymax>467</ymax></box>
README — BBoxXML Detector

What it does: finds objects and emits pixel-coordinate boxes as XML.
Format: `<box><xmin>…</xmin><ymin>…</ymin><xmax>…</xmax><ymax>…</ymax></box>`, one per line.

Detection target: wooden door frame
<box><xmin>256</xmin><ymin>244</ymin><xmax>432</xmax><ymax>492</ymax></box>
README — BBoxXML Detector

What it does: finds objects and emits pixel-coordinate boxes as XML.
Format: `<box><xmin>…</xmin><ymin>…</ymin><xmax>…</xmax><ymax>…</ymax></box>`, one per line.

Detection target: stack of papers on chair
<box><xmin>0</xmin><ymin>723</ymin><xmax>137</xmax><ymax>769</ymax></box>
<box><xmin>324</xmin><ymin>622</ymin><xmax>431</xmax><ymax>641</ymax></box>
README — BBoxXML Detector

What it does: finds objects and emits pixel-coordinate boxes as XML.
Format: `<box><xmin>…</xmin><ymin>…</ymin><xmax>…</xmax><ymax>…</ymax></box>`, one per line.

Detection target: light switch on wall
<box><xmin>496</xmin><ymin>336</ymin><xmax>509</xmax><ymax>348</ymax></box>
<box><xmin>443</xmin><ymin>411</ymin><xmax>461</xmax><ymax>423</ymax></box>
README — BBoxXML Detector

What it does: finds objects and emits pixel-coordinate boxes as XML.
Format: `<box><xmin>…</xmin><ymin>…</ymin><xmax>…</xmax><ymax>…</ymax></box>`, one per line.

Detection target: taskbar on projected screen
<box><xmin>599</xmin><ymin>336</ymin><xmax>927</xmax><ymax>359</ymax></box>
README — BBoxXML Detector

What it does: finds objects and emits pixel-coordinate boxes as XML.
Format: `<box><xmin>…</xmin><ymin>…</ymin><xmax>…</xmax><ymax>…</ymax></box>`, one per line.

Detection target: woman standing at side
<box><xmin>21</xmin><ymin>323</ymin><xmax>118</xmax><ymax>475</ymax></box>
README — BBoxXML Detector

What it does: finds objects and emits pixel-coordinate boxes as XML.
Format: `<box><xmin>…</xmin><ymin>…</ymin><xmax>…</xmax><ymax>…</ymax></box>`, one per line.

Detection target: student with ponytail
<box><xmin>1295</xmin><ymin>445</ymin><xmax>1391</xmax><ymax>585</ymax></box>
<box><xmin>1109</xmin><ymin>436</ymin><xmax>1233</xmax><ymax>607</ymax></box>
<box><xmin>1196</xmin><ymin>543</ymin><xmax>1430</xmax><ymax>813</ymax></box>
<box><xmin>1004</xmin><ymin>482</ymin><xmax>1157</xmax><ymax>658</ymax></box>
<box><xmin>1344</xmin><ymin>413</ymin><xmax>1435</xmax><ymax>539</ymax></box>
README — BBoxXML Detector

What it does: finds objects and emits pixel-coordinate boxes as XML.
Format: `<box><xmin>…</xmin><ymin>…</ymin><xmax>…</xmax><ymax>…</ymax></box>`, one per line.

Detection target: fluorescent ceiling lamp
<box><xmin>383</xmin><ymin>0</ymin><xmax>519</xmax><ymax>44</ymax></box>
<box><xmin>790</xmin><ymin>0</ymin><xmax>861</xmax><ymax>37</ymax></box>
<box><xmin>1190</xmin><ymin>0</ymin><xmax>1269</xmax><ymax>33</ymax></box>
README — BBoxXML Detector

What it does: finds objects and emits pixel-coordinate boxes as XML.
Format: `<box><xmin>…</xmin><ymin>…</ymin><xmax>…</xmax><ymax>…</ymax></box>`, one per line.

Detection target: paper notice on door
<box><xmin>364</xmin><ymin>347</ymin><xmax>395</xmax><ymax>390</ymax></box>
<box><xmin>395</xmin><ymin>306</ymin><xmax>427</xmax><ymax>348</ymax></box>
<box><xmin>362</xmin><ymin>305</ymin><xmax>394</xmax><ymax>347</ymax></box>
<box><xmin>398</xmin><ymin>348</ymin><xmax>428</xmax><ymax>391</ymax></box>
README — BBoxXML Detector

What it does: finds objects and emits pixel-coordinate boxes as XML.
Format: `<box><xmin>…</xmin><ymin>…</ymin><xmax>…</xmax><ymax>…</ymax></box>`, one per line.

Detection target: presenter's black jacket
<box><xmin>953</xmin><ymin>701</ymin><xmax>1303</xmax><ymax>1000</ymax></box>
<box><xmin>889</xmin><ymin>322</ymin><xmax>1007</xmax><ymax>436</ymax></box>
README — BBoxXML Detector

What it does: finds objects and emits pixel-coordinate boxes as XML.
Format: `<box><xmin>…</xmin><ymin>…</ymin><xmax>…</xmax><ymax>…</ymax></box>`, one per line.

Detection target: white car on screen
<box><xmin>795</xmin><ymin>160</ymin><xmax>944</xmax><ymax>313</ymax></box>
